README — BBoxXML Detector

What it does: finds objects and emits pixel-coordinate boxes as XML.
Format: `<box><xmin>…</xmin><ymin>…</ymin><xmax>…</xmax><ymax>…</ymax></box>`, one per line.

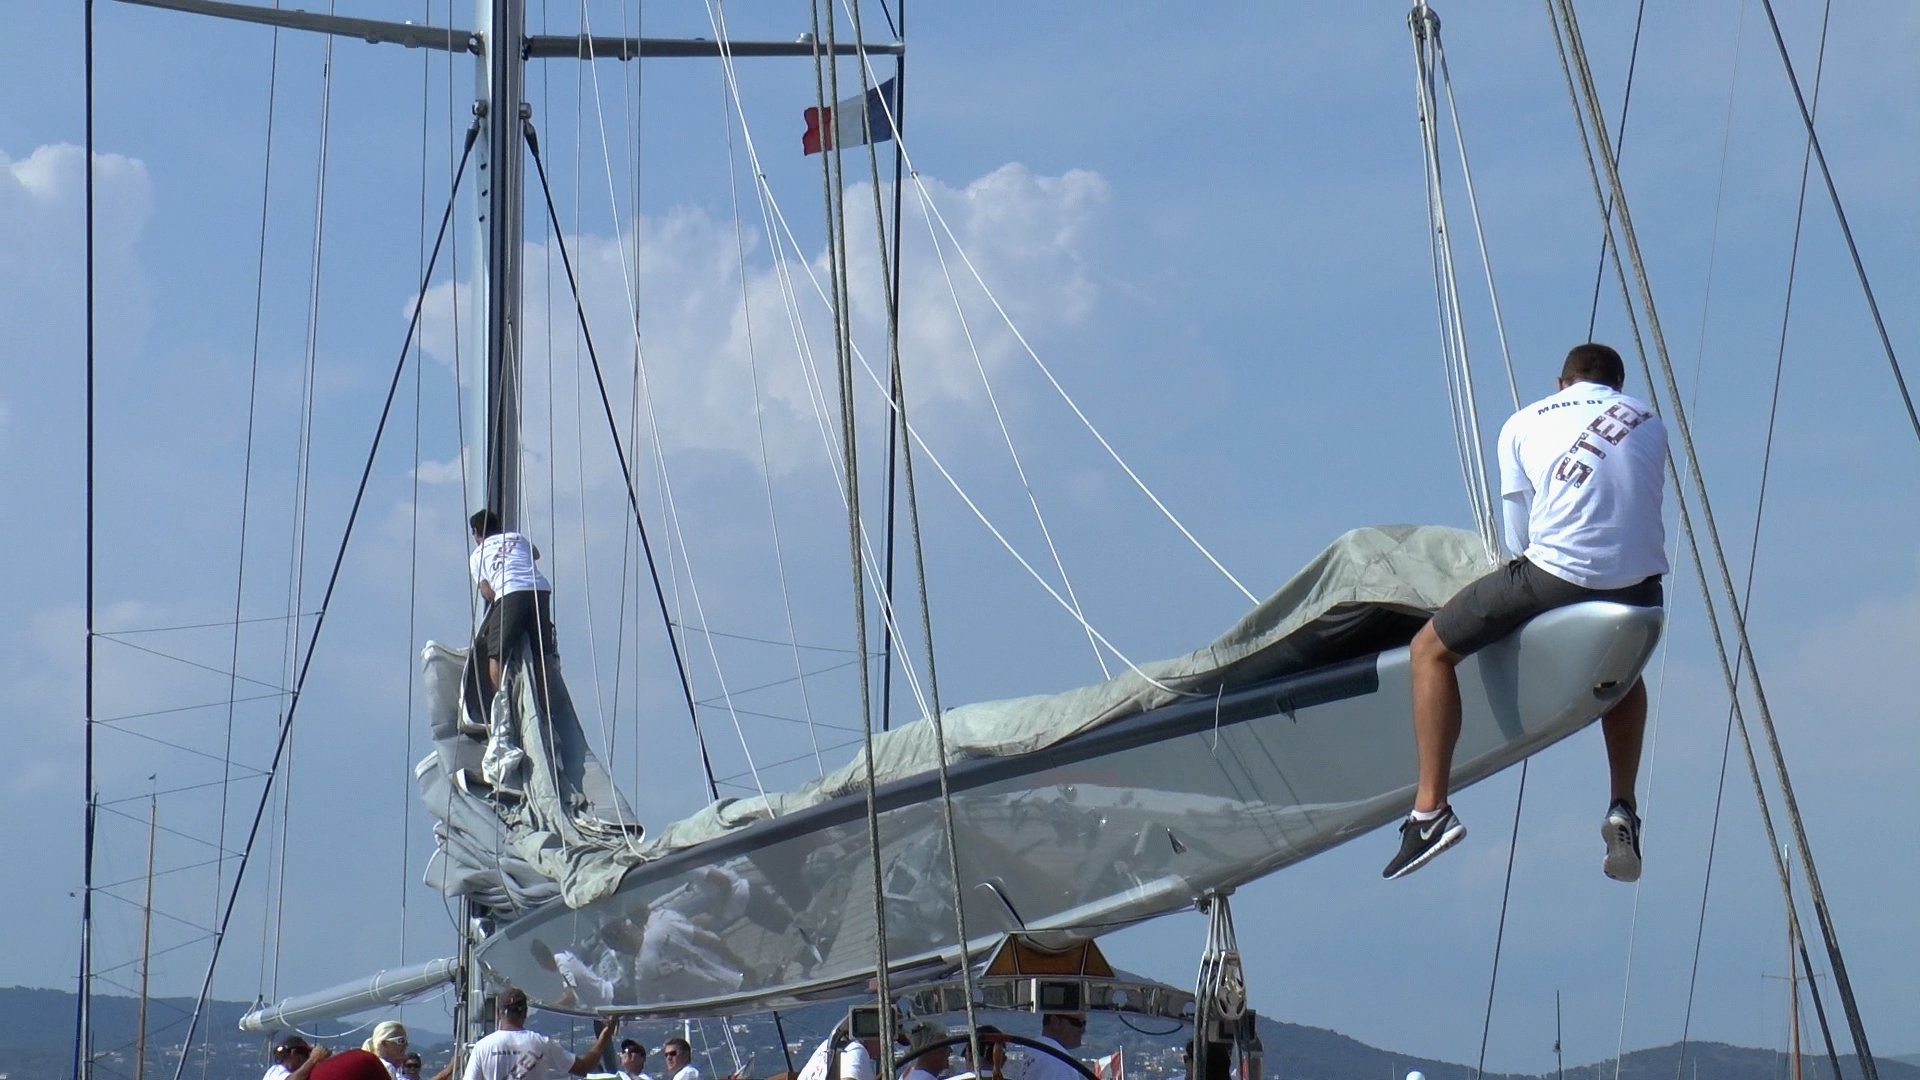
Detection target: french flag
<box><xmin>802</xmin><ymin>77</ymin><xmax>899</xmax><ymax>155</ymax></box>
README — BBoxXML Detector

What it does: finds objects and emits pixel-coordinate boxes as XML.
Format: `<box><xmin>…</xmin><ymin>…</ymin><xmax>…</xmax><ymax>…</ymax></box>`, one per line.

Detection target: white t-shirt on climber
<box><xmin>470</xmin><ymin>532</ymin><xmax>551</xmax><ymax>597</ymax></box>
<box><xmin>1497</xmin><ymin>381</ymin><xmax>1669</xmax><ymax>590</ymax></box>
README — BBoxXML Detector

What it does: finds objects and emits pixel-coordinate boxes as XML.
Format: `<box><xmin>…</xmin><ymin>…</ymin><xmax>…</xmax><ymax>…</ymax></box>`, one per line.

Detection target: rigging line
<box><xmin>870</xmin><ymin>0</ymin><xmax>907</xmax><ymax>734</ymax></box>
<box><xmin>697</xmin><ymin>655</ymin><xmax>868</xmax><ymax>704</ymax></box>
<box><xmin>816</xmin><ymin>0</ymin><xmax>897</xmax><ymax>1063</ymax></box>
<box><xmin>93</xmin><ymin>721</ymin><xmax>278</xmax><ymax>773</ymax></box>
<box><xmin>80</xmin><ymin>6</ymin><xmax>97</xmax><ymax>1063</ymax></box>
<box><xmin>1471</xmin><ymin>764</ymin><xmax>1528</xmax><ymax>1080</ymax></box>
<box><xmin>838</xmin><ymin>44</ymin><xmax>1258</xmax><ymax>605</ymax></box>
<box><xmin>1679</xmin><ymin>10</ymin><xmax>1850</xmax><ymax>1080</ymax></box>
<box><xmin>877</xmin><ymin>20</ymin><xmax>923</xmax><ymax>735</ymax></box>
<box><xmin>569</xmin><ymin>21</ymin><xmax>761</xmax><ymax>807</ymax></box>
<box><xmin>707</xmin><ymin>1</ymin><xmax>830</xmax><ymax>775</ymax></box>
<box><xmin>98</xmin><ymin>776</ymin><xmax>268</xmax><ymax>809</ymax></box>
<box><xmin>165</xmin><ymin>124</ymin><xmax>480</xmax><ymax>1080</ymax></box>
<box><xmin>669</xmin><ymin>621</ymin><xmax>864</xmax><ymax>655</ymax></box>
<box><xmin>522</xmin><ymin>124</ymin><xmax>724</xmax><ymax>800</ymax></box>
<box><xmin>1756</xmin><ymin>0</ymin><xmax>1918</xmax><ymax>448</ymax></box>
<box><xmin>1432</xmin><ymin>25</ymin><xmax>1521</xmax><ymax>411</ymax></box>
<box><xmin>1409</xmin><ymin>9</ymin><xmax>1497</xmax><ymax>554</ymax></box>
<box><xmin>96</xmin><ymin>636</ymin><xmax>290</xmax><ymax>695</ymax></box>
<box><xmin>97</xmin><ymin>613</ymin><xmax>321</xmax><ymax>636</ymax></box>
<box><xmin>1582</xmin><ymin>0</ymin><xmax>1649</xmax><ymax>339</ymax></box>
<box><xmin>400</xmin><ymin>0</ymin><xmax>436</xmax><ymax>967</ymax></box>
<box><xmin>99</xmin><ymin>690</ymin><xmax>284</xmax><ymax>725</ymax></box>
<box><xmin>903</xmin><ymin>133</ymin><xmax>1113</xmax><ymax>681</ymax></box>
<box><xmin>763</xmin><ymin>192</ymin><xmax>1204</xmax><ymax>699</ymax></box>
<box><xmin>96</xmin><ymin>854</ymin><xmax>234</xmax><ymax>897</ymax></box>
<box><xmin>848</xmin><ymin>0</ymin><xmax>979</xmax><ymax>1036</ymax></box>
<box><xmin>569</xmin><ymin>0</ymin><xmax>656</xmax><ymax>779</ymax></box>
<box><xmin>217</xmin><ymin>0</ymin><xmax>284</xmax><ymax>971</ymax></box>
<box><xmin>1547</xmin><ymin>4</ymin><xmax>1880</xmax><ymax>1074</ymax></box>
<box><xmin>1667</xmin><ymin>5</ymin><xmax>1777</xmax><ymax>1076</ymax></box>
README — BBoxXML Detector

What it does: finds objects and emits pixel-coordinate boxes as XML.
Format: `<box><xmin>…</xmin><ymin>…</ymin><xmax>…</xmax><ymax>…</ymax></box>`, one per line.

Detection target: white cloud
<box><xmin>413</xmin><ymin>163</ymin><xmax>1111</xmax><ymax>495</ymax></box>
<box><xmin>0</xmin><ymin>144</ymin><xmax>152</xmax><ymax>349</ymax></box>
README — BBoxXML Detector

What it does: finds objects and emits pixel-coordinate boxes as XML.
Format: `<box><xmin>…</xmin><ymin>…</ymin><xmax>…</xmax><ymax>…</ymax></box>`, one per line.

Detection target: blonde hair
<box><xmin>364</xmin><ymin>1022</ymin><xmax>409</xmax><ymax>1058</ymax></box>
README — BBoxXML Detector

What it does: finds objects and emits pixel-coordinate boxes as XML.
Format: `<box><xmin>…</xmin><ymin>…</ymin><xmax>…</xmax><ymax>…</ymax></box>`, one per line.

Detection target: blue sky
<box><xmin>4</xmin><ymin>0</ymin><xmax>1917</xmax><ymax>1073</ymax></box>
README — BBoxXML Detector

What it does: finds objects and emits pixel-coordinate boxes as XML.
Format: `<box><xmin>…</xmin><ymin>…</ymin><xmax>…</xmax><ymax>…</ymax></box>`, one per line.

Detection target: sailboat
<box><xmin>67</xmin><ymin>0</ymin><xmax>1902</xmax><ymax>1073</ymax></box>
<box><xmin>95</xmin><ymin>0</ymin><xmax>1661</xmax><ymax>1035</ymax></box>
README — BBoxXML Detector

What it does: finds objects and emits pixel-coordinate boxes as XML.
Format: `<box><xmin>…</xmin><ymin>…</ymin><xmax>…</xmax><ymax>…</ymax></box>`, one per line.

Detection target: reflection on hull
<box><xmin>477</xmin><ymin>601</ymin><xmax>1663</xmax><ymax>1018</ymax></box>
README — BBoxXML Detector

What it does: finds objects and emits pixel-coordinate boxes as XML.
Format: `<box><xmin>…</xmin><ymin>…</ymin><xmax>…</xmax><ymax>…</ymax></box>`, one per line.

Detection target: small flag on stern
<box><xmin>802</xmin><ymin>77</ymin><xmax>898</xmax><ymax>155</ymax></box>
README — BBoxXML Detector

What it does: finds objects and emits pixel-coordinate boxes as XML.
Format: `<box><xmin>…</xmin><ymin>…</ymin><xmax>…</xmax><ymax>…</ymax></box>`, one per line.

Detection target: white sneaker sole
<box><xmin>1602</xmin><ymin>816</ymin><xmax>1641</xmax><ymax>882</ymax></box>
<box><xmin>1386</xmin><ymin>820</ymin><xmax>1467</xmax><ymax>880</ymax></box>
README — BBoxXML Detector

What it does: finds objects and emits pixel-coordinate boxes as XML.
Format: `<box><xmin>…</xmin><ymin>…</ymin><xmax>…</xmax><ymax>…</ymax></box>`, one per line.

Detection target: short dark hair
<box><xmin>619</xmin><ymin>1041</ymin><xmax>645</xmax><ymax>1055</ymax></box>
<box><xmin>498</xmin><ymin>987</ymin><xmax>529</xmax><ymax>1014</ymax></box>
<box><xmin>404</xmin><ymin>1055</ymin><xmax>423</xmax><ymax>1068</ymax></box>
<box><xmin>1561</xmin><ymin>343</ymin><xmax>1626</xmax><ymax>390</ymax></box>
<box><xmin>662</xmin><ymin>1038</ymin><xmax>692</xmax><ymax>1056</ymax></box>
<box><xmin>470</xmin><ymin>509</ymin><xmax>504</xmax><ymax>538</ymax></box>
<box><xmin>274</xmin><ymin>1037</ymin><xmax>312</xmax><ymax>1063</ymax></box>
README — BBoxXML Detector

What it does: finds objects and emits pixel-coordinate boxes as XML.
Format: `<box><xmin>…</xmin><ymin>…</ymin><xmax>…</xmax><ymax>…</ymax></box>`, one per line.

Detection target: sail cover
<box><xmin>418</xmin><ymin>524</ymin><xmax>1490</xmax><ymax>907</ymax></box>
<box><xmin>420</xmin><ymin>523</ymin><xmax>1663</xmax><ymax>1016</ymax></box>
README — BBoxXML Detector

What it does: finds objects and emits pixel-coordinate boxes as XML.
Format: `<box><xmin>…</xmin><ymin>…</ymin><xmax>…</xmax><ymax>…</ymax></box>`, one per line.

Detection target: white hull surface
<box><xmin>476</xmin><ymin>600</ymin><xmax>1663</xmax><ymax>1018</ymax></box>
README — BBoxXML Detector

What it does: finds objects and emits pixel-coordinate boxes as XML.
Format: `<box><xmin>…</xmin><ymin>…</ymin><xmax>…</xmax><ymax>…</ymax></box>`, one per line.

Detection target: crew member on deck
<box><xmin>466</xmin><ymin>509</ymin><xmax>557</xmax><ymax>722</ymax></box>
<box><xmin>616</xmin><ymin>1040</ymin><xmax>654</xmax><ymax>1080</ymax></box>
<box><xmin>464</xmin><ymin>988</ymin><xmax>616</xmax><ymax>1080</ymax></box>
<box><xmin>1018</xmin><ymin>1013</ymin><xmax>1088</xmax><ymax>1080</ymax></box>
<box><xmin>265</xmin><ymin>1036</ymin><xmax>330</xmax><ymax>1080</ymax></box>
<box><xmin>1382</xmin><ymin>343</ymin><xmax>1668</xmax><ymax>882</ymax></box>
<box><xmin>661</xmin><ymin>1039</ymin><xmax>702</xmax><ymax>1080</ymax></box>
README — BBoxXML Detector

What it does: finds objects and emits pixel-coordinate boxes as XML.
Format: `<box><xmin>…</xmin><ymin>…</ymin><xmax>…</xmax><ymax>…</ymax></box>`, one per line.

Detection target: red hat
<box><xmin>312</xmin><ymin>1050</ymin><xmax>392</xmax><ymax>1080</ymax></box>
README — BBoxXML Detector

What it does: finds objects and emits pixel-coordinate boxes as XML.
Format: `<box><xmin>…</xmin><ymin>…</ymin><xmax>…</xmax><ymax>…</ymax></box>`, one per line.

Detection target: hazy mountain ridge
<box><xmin>6</xmin><ymin>988</ymin><xmax>1912</xmax><ymax>1080</ymax></box>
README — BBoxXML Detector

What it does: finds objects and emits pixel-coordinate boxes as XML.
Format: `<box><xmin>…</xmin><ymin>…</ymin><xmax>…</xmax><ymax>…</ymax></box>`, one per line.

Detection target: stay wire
<box><xmin>521</xmin><ymin>122</ymin><xmax>718</xmax><ymax>798</ymax></box>
<box><xmin>813</xmin><ymin>0</ymin><xmax>897</xmax><ymax>1064</ymax></box>
<box><xmin>1756</xmin><ymin>0</ymin><xmax>1919</xmax><ymax>448</ymax></box>
<box><xmin>1681</xmin><ymin>8</ymin><xmax>1849</xmax><ymax>1080</ymax></box>
<box><xmin>162</xmin><ymin>123</ymin><xmax>480</xmax><ymax>1080</ymax></box>
<box><xmin>1582</xmin><ymin>0</ymin><xmax>1648</xmax><ymax>339</ymax></box>
<box><xmin>79</xmin><ymin>2</ymin><xmax>98</xmax><ymax>1078</ymax></box>
<box><xmin>1546</xmin><ymin>4</ymin><xmax>1878</xmax><ymax>1074</ymax></box>
<box><xmin>839</xmin><ymin>0</ymin><xmax>988</xmax><ymax>1056</ymax></box>
<box><xmin>214</xmin><ymin>5</ymin><xmax>284</xmax><ymax>963</ymax></box>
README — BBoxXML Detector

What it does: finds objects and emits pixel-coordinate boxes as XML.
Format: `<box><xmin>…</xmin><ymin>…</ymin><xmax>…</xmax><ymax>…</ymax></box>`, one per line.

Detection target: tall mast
<box><xmin>136</xmin><ymin>795</ymin><xmax>157</xmax><ymax>1080</ymax></box>
<box><xmin>477</xmin><ymin>0</ymin><xmax>525</xmax><ymax>527</ymax></box>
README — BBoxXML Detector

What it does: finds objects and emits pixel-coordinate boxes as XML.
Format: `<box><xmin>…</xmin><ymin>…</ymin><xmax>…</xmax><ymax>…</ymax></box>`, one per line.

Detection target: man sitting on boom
<box><xmin>1382</xmin><ymin>342</ymin><xmax>1668</xmax><ymax>883</ymax></box>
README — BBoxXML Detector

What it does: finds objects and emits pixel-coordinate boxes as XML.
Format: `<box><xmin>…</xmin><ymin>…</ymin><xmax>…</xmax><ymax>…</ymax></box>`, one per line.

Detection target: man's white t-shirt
<box><xmin>1018</xmin><ymin>1036</ymin><xmax>1081</xmax><ymax>1080</ymax></box>
<box><xmin>795</xmin><ymin>1040</ymin><xmax>874</xmax><ymax>1080</ymax></box>
<box><xmin>668</xmin><ymin>1066</ymin><xmax>702</xmax><ymax>1080</ymax></box>
<box><xmin>264</xmin><ymin>1065</ymin><xmax>293</xmax><ymax>1080</ymax></box>
<box><xmin>464</xmin><ymin>1029</ymin><xmax>575</xmax><ymax>1080</ymax></box>
<box><xmin>470</xmin><ymin>532</ymin><xmax>552</xmax><ymax>597</ymax></box>
<box><xmin>902</xmin><ymin>1068</ymin><xmax>941</xmax><ymax>1080</ymax></box>
<box><xmin>1497</xmin><ymin>381</ymin><xmax>1668</xmax><ymax>589</ymax></box>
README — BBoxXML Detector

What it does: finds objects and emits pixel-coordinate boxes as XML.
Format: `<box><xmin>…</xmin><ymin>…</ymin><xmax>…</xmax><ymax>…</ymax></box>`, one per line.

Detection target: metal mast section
<box><xmin>478</xmin><ymin>0</ymin><xmax>526</xmax><ymax>528</ymax></box>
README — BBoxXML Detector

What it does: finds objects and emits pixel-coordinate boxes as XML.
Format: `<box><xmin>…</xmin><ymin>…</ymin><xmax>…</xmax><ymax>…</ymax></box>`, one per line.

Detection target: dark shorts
<box><xmin>1430</xmin><ymin>559</ymin><xmax>1662</xmax><ymax>656</ymax></box>
<box><xmin>476</xmin><ymin>589</ymin><xmax>556</xmax><ymax>661</ymax></box>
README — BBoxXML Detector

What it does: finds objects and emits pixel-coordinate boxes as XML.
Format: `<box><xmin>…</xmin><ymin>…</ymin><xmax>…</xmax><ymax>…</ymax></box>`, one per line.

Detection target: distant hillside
<box><xmin>5</xmin><ymin>986</ymin><xmax>1913</xmax><ymax>1080</ymax></box>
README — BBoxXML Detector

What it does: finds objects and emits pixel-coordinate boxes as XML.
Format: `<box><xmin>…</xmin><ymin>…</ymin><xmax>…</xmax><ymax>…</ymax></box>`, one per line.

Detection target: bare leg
<box><xmin>488</xmin><ymin>657</ymin><xmax>503</xmax><ymax>697</ymax></box>
<box><xmin>1600</xmin><ymin>677</ymin><xmax>1647</xmax><ymax>807</ymax></box>
<box><xmin>1410</xmin><ymin>621</ymin><xmax>1465</xmax><ymax>813</ymax></box>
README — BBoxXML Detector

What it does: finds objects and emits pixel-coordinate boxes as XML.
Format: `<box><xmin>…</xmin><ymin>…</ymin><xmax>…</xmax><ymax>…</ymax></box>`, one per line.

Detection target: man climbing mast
<box><xmin>466</xmin><ymin>508</ymin><xmax>558</xmax><ymax>724</ymax></box>
<box><xmin>1383</xmin><ymin>343</ymin><xmax>1668</xmax><ymax>882</ymax></box>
